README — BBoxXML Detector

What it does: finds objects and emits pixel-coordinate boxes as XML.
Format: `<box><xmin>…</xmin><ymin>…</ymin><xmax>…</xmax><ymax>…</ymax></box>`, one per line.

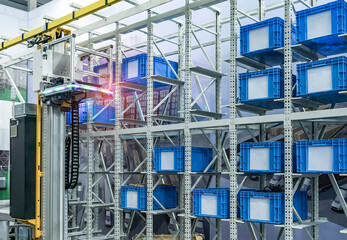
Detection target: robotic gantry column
<box><xmin>10</xmin><ymin>34</ymin><xmax>113</xmax><ymax>240</ymax></box>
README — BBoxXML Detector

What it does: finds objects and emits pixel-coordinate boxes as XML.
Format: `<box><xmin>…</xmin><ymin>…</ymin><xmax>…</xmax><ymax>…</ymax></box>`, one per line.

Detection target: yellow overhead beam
<box><xmin>0</xmin><ymin>0</ymin><xmax>122</xmax><ymax>51</ymax></box>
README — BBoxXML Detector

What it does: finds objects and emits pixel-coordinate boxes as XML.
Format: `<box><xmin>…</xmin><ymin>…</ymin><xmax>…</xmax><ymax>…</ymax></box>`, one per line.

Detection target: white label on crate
<box><xmin>308</xmin><ymin>146</ymin><xmax>333</xmax><ymax>171</ymax></box>
<box><xmin>249</xmin><ymin>26</ymin><xmax>269</xmax><ymax>52</ymax></box>
<box><xmin>161</xmin><ymin>151</ymin><xmax>175</xmax><ymax>170</ymax></box>
<box><xmin>250</xmin><ymin>197</ymin><xmax>270</xmax><ymax>221</ymax></box>
<box><xmin>201</xmin><ymin>195</ymin><xmax>217</xmax><ymax>216</ymax></box>
<box><xmin>126</xmin><ymin>191</ymin><xmax>138</xmax><ymax>208</ymax></box>
<box><xmin>248</xmin><ymin>75</ymin><xmax>268</xmax><ymax>100</ymax></box>
<box><xmin>250</xmin><ymin>148</ymin><xmax>269</xmax><ymax>171</ymax></box>
<box><xmin>307</xmin><ymin>65</ymin><xmax>332</xmax><ymax>93</ymax></box>
<box><xmin>128</xmin><ymin>60</ymin><xmax>138</xmax><ymax>79</ymax></box>
<box><xmin>307</xmin><ymin>11</ymin><xmax>331</xmax><ymax>40</ymax></box>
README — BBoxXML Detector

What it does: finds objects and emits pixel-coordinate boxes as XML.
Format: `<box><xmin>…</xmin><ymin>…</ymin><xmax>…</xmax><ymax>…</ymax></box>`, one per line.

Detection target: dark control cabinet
<box><xmin>10</xmin><ymin>116</ymin><xmax>36</xmax><ymax>220</ymax></box>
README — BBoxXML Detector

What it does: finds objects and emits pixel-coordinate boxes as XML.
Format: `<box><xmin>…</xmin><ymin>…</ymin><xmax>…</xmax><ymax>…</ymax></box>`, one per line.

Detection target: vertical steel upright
<box><xmin>178</xmin><ymin>22</ymin><xmax>185</xmax><ymax>240</ymax></box>
<box><xmin>184</xmin><ymin>1</ymin><xmax>193</xmax><ymax>239</ymax></box>
<box><xmin>215</xmin><ymin>9</ymin><xmax>222</xmax><ymax>240</ymax></box>
<box><xmin>86</xmin><ymin>99</ymin><xmax>94</xmax><ymax>239</ymax></box>
<box><xmin>146</xmin><ymin>10</ymin><xmax>154</xmax><ymax>240</ymax></box>
<box><xmin>259</xmin><ymin>0</ymin><xmax>265</xmax><ymax>21</ymax></box>
<box><xmin>229</xmin><ymin>0</ymin><xmax>238</xmax><ymax>240</ymax></box>
<box><xmin>284</xmin><ymin>0</ymin><xmax>293</xmax><ymax>239</ymax></box>
<box><xmin>258</xmin><ymin>1</ymin><xmax>266</xmax><ymax>239</ymax></box>
<box><xmin>312</xmin><ymin>123</ymin><xmax>319</xmax><ymax>239</ymax></box>
<box><xmin>114</xmin><ymin>22</ymin><xmax>123</xmax><ymax>240</ymax></box>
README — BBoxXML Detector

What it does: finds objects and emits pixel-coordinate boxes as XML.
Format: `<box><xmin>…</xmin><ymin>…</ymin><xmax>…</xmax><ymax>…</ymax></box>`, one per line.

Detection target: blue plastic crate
<box><xmin>121</xmin><ymin>53</ymin><xmax>178</xmax><ymax>88</ymax></box>
<box><xmin>239</xmin><ymin>68</ymin><xmax>297</xmax><ymax>101</ymax></box>
<box><xmin>66</xmin><ymin>103</ymin><xmax>115</xmax><ymax>125</ymax></box>
<box><xmin>192</xmin><ymin>188</ymin><xmax>230</xmax><ymax>219</ymax></box>
<box><xmin>240</xmin><ymin>142</ymin><xmax>284</xmax><ymax>173</ymax></box>
<box><xmin>297</xmin><ymin>0</ymin><xmax>347</xmax><ymax>55</ymax></box>
<box><xmin>238</xmin><ymin>68</ymin><xmax>297</xmax><ymax>109</ymax></box>
<box><xmin>239</xmin><ymin>190</ymin><xmax>308</xmax><ymax>224</ymax></box>
<box><xmin>294</xmin><ymin>139</ymin><xmax>347</xmax><ymax>173</ymax></box>
<box><xmin>296</xmin><ymin>56</ymin><xmax>347</xmax><ymax>103</ymax></box>
<box><xmin>240</xmin><ymin>17</ymin><xmax>296</xmax><ymax>66</ymax></box>
<box><xmin>120</xmin><ymin>185</ymin><xmax>177</xmax><ymax>210</ymax></box>
<box><xmin>92</xmin><ymin>61</ymin><xmax>116</xmax><ymax>84</ymax></box>
<box><xmin>80</xmin><ymin>104</ymin><xmax>115</xmax><ymax>124</ymax></box>
<box><xmin>154</xmin><ymin>146</ymin><xmax>213</xmax><ymax>172</ymax></box>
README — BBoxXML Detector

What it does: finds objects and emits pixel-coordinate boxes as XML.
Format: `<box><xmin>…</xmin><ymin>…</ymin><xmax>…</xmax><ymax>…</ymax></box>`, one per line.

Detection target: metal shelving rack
<box><xmin>89</xmin><ymin>0</ymin><xmax>347</xmax><ymax>239</ymax></box>
<box><xmin>112</xmin><ymin>1</ymin><xmax>226</xmax><ymax>239</ymax></box>
<box><xmin>229</xmin><ymin>1</ymin><xmax>347</xmax><ymax>240</ymax></box>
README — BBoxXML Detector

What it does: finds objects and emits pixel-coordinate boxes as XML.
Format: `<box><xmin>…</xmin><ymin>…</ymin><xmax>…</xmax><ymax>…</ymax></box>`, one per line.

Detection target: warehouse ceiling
<box><xmin>0</xmin><ymin>0</ymin><xmax>53</xmax><ymax>11</ymax></box>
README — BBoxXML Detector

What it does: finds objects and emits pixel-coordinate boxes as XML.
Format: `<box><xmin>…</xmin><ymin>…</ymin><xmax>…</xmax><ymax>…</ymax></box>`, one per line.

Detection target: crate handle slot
<box><xmin>311</xmin><ymin>62</ymin><xmax>329</xmax><ymax>68</ymax></box>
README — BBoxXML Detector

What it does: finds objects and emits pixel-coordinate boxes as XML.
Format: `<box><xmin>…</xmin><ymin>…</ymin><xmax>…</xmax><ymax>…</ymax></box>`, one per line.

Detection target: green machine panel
<box><xmin>10</xmin><ymin>116</ymin><xmax>36</xmax><ymax>220</ymax></box>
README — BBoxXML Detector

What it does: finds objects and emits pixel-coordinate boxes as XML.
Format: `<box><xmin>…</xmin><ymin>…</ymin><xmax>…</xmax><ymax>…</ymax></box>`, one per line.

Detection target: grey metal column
<box><xmin>259</xmin><ymin>0</ymin><xmax>265</xmax><ymax>21</ymax></box>
<box><xmin>259</xmin><ymin>124</ymin><xmax>266</xmax><ymax>240</ymax></box>
<box><xmin>229</xmin><ymin>0</ymin><xmax>238</xmax><ymax>239</ymax></box>
<box><xmin>310</xmin><ymin>0</ymin><xmax>317</xmax><ymax>7</ymax></box>
<box><xmin>146</xmin><ymin>10</ymin><xmax>154</xmax><ymax>240</ymax></box>
<box><xmin>284</xmin><ymin>0</ymin><xmax>293</xmax><ymax>239</ymax></box>
<box><xmin>215</xmin><ymin>9</ymin><xmax>222</xmax><ymax>240</ymax></box>
<box><xmin>41</xmin><ymin>104</ymin><xmax>66</xmax><ymax>240</ymax></box>
<box><xmin>178</xmin><ymin>22</ymin><xmax>185</xmax><ymax>240</ymax></box>
<box><xmin>86</xmin><ymin>99</ymin><xmax>94</xmax><ymax>239</ymax></box>
<box><xmin>114</xmin><ymin>22</ymin><xmax>123</xmax><ymax>240</ymax></box>
<box><xmin>184</xmin><ymin>1</ymin><xmax>192</xmax><ymax>239</ymax></box>
<box><xmin>312</xmin><ymin>123</ymin><xmax>319</xmax><ymax>239</ymax></box>
<box><xmin>28</xmin><ymin>0</ymin><xmax>37</xmax><ymax>11</ymax></box>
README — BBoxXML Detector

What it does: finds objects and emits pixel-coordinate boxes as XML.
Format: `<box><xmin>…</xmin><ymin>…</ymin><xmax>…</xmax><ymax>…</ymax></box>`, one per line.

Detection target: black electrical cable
<box><xmin>65</xmin><ymin>100</ymin><xmax>80</xmax><ymax>189</ymax></box>
<box><xmin>64</xmin><ymin>136</ymin><xmax>71</xmax><ymax>189</ymax></box>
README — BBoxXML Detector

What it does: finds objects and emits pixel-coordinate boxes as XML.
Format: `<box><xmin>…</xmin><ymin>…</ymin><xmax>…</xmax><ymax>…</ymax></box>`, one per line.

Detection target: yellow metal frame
<box><xmin>33</xmin><ymin>93</ymin><xmax>42</xmax><ymax>239</ymax></box>
<box><xmin>0</xmin><ymin>0</ymin><xmax>122</xmax><ymax>51</ymax></box>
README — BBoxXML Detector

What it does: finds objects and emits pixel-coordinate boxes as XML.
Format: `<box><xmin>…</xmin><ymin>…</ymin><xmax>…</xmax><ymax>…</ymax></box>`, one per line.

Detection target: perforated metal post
<box><xmin>42</xmin><ymin>105</ymin><xmax>47</xmax><ymax>240</ymax></box>
<box><xmin>114</xmin><ymin>22</ymin><xmax>123</xmax><ymax>240</ymax></box>
<box><xmin>184</xmin><ymin>1</ymin><xmax>192</xmax><ymax>239</ymax></box>
<box><xmin>312</xmin><ymin>123</ymin><xmax>319</xmax><ymax>239</ymax></box>
<box><xmin>86</xmin><ymin>99</ymin><xmax>94</xmax><ymax>239</ymax></box>
<box><xmin>260</xmin><ymin>123</ymin><xmax>266</xmax><ymax>240</ymax></box>
<box><xmin>215</xmin><ymin>9</ymin><xmax>222</xmax><ymax>240</ymax></box>
<box><xmin>284</xmin><ymin>0</ymin><xmax>293</xmax><ymax>239</ymax></box>
<box><xmin>146</xmin><ymin>10</ymin><xmax>154</xmax><ymax>240</ymax></box>
<box><xmin>229</xmin><ymin>1</ymin><xmax>238</xmax><ymax>239</ymax></box>
<box><xmin>259</xmin><ymin>0</ymin><xmax>265</xmax><ymax>21</ymax></box>
<box><xmin>178</xmin><ymin>22</ymin><xmax>185</xmax><ymax>240</ymax></box>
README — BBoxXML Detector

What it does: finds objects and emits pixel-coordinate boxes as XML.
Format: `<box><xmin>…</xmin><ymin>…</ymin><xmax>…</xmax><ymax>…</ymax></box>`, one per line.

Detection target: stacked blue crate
<box><xmin>192</xmin><ymin>188</ymin><xmax>230</xmax><ymax>219</ymax></box>
<box><xmin>240</xmin><ymin>142</ymin><xmax>284</xmax><ymax>173</ymax></box>
<box><xmin>239</xmin><ymin>190</ymin><xmax>308</xmax><ymax>224</ymax></box>
<box><xmin>93</xmin><ymin>61</ymin><xmax>116</xmax><ymax>84</ymax></box>
<box><xmin>297</xmin><ymin>0</ymin><xmax>347</xmax><ymax>55</ymax></box>
<box><xmin>66</xmin><ymin>102</ymin><xmax>115</xmax><ymax>125</ymax></box>
<box><xmin>240</xmin><ymin>17</ymin><xmax>297</xmax><ymax>66</ymax></box>
<box><xmin>154</xmin><ymin>146</ymin><xmax>213</xmax><ymax>172</ymax></box>
<box><xmin>294</xmin><ymin>139</ymin><xmax>347</xmax><ymax>174</ymax></box>
<box><xmin>121</xmin><ymin>53</ymin><xmax>178</xmax><ymax>88</ymax></box>
<box><xmin>238</xmin><ymin>68</ymin><xmax>296</xmax><ymax>109</ymax></box>
<box><xmin>120</xmin><ymin>185</ymin><xmax>177</xmax><ymax>210</ymax></box>
<box><xmin>296</xmin><ymin>56</ymin><xmax>347</xmax><ymax>103</ymax></box>
<box><xmin>192</xmin><ymin>188</ymin><xmax>264</xmax><ymax>219</ymax></box>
